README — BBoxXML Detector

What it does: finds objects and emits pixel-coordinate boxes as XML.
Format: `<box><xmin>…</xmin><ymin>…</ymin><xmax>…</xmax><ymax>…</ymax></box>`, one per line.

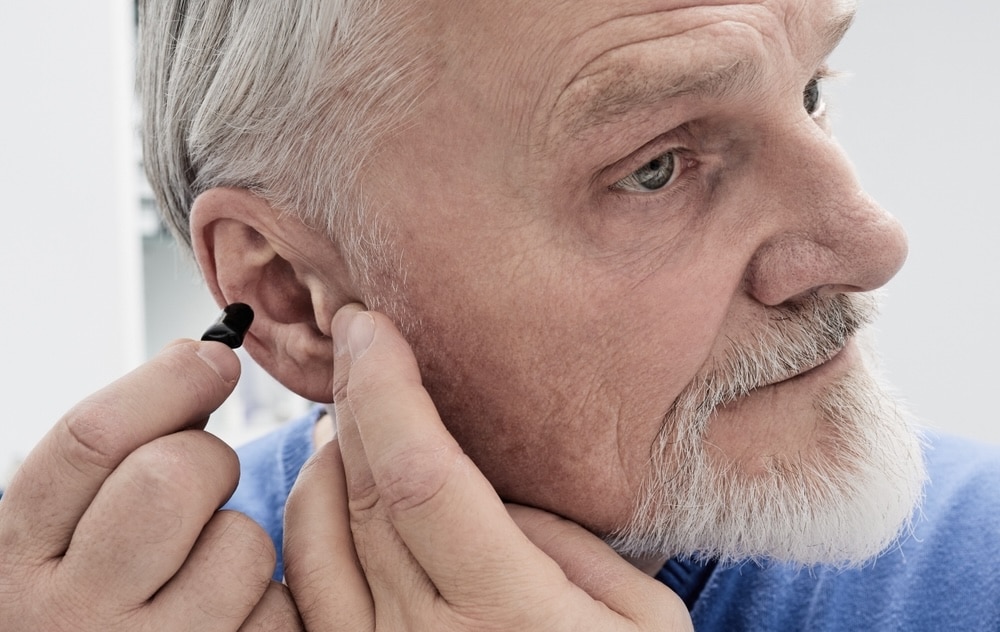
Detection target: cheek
<box><xmin>365</xmin><ymin>144</ymin><xmax>743</xmax><ymax>528</ymax></box>
<box><xmin>394</xmin><ymin>236</ymin><xmax>733</xmax><ymax>529</ymax></box>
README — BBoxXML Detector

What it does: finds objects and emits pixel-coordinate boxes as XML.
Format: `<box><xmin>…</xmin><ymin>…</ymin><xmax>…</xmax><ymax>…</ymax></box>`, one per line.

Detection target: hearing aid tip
<box><xmin>200</xmin><ymin>303</ymin><xmax>254</xmax><ymax>349</ymax></box>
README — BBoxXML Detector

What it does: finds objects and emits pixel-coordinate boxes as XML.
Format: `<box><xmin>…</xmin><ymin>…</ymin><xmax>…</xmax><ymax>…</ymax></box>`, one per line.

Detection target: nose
<box><xmin>743</xmin><ymin>127</ymin><xmax>909</xmax><ymax>306</ymax></box>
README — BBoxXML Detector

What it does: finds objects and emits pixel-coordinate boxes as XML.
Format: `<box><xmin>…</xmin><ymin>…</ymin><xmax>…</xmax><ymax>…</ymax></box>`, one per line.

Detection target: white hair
<box><xmin>606</xmin><ymin>293</ymin><xmax>927</xmax><ymax>567</ymax></box>
<box><xmin>137</xmin><ymin>0</ymin><xmax>429</xmax><ymax>254</ymax></box>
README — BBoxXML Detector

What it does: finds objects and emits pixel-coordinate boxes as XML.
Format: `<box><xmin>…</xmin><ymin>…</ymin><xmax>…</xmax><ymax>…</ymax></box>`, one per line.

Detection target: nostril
<box><xmin>744</xmin><ymin>221</ymin><xmax>906</xmax><ymax>307</ymax></box>
<box><xmin>744</xmin><ymin>237</ymin><xmax>838</xmax><ymax>306</ymax></box>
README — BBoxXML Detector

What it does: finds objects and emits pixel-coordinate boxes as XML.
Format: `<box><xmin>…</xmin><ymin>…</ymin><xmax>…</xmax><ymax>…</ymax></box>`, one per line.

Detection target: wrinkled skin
<box><xmin>0</xmin><ymin>341</ymin><xmax>304</xmax><ymax>631</ymax></box>
<box><xmin>1</xmin><ymin>0</ymin><xmax>912</xmax><ymax>629</ymax></box>
<box><xmin>338</xmin><ymin>0</ymin><xmax>907</xmax><ymax>541</ymax></box>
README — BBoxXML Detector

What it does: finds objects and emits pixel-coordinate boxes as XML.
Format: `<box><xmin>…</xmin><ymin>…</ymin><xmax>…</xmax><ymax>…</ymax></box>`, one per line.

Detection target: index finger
<box><xmin>0</xmin><ymin>339</ymin><xmax>240</xmax><ymax>559</ymax></box>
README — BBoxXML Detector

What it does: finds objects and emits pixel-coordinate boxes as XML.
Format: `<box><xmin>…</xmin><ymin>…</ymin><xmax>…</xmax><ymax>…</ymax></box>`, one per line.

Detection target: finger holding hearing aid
<box><xmin>0</xmin><ymin>305</ymin><xmax>301</xmax><ymax>631</ymax></box>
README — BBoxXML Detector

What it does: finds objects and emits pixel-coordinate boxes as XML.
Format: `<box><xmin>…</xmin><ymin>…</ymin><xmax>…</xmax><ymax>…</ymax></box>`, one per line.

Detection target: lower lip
<box><xmin>778</xmin><ymin>339</ymin><xmax>858</xmax><ymax>388</ymax></box>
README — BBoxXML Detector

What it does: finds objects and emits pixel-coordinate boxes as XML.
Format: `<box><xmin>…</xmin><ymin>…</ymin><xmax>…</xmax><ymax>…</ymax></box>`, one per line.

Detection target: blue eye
<box><xmin>613</xmin><ymin>151</ymin><xmax>679</xmax><ymax>193</ymax></box>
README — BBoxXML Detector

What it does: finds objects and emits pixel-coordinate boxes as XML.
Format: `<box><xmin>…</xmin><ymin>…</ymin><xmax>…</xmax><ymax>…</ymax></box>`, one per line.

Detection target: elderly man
<box><xmin>2</xmin><ymin>0</ymin><xmax>998</xmax><ymax>630</ymax></box>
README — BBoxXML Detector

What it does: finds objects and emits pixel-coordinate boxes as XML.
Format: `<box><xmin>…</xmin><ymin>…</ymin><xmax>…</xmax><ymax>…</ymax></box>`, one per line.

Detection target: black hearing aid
<box><xmin>200</xmin><ymin>303</ymin><xmax>254</xmax><ymax>349</ymax></box>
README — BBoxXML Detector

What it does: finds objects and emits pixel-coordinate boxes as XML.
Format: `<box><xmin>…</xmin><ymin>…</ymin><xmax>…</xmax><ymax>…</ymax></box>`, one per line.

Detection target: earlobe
<box><xmin>190</xmin><ymin>187</ymin><xmax>350</xmax><ymax>403</ymax></box>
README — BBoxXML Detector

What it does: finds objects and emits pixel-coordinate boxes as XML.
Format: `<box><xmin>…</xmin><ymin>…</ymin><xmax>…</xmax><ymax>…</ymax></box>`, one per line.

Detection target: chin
<box><xmin>605</xmin><ymin>321</ymin><xmax>927</xmax><ymax>567</ymax></box>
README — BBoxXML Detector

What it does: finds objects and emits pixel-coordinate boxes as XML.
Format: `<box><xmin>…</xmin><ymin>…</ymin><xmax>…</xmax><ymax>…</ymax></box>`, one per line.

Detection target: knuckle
<box><xmin>122</xmin><ymin>432</ymin><xmax>238</xmax><ymax>507</ymax></box>
<box><xmin>331</xmin><ymin>376</ymin><xmax>349</xmax><ymax>406</ymax></box>
<box><xmin>126</xmin><ymin>438</ymin><xmax>192</xmax><ymax>493</ymax></box>
<box><xmin>51</xmin><ymin>341</ymin><xmax>228</xmax><ymax>477</ymax></box>
<box><xmin>59</xmin><ymin>398</ymin><xmax>135</xmax><ymax>472</ymax></box>
<box><xmin>346</xmin><ymin>477</ymin><xmax>382</xmax><ymax>519</ymax></box>
<box><xmin>212</xmin><ymin>510</ymin><xmax>278</xmax><ymax>579</ymax></box>
<box><xmin>642</xmin><ymin>587</ymin><xmax>693</xmax><ymax>627</ymax></box>
<box><xmin>376</xmin><ymin>443</ymin><xmax>465</xmax><ymax>517</ymax></box>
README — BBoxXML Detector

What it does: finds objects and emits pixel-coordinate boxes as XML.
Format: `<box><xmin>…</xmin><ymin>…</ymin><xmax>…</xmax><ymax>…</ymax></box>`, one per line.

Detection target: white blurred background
<box><xmin>1</xmin><ymin>2</ymin><xmax>998</xmax><ymax>482</ymax></box>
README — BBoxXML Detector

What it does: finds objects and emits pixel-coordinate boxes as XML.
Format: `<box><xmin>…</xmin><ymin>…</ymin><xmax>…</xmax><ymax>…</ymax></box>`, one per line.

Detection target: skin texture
<box><xmin>0</xmin><ymin>341</ymin><xmax>304</xmax><ymax>630</ymax></box>
<box><xmin>282</xmin><ymin>305</ymin><xmax>692</xmax><ymax>630</ymax></box>
<box><xmin>355</xmin><ymin>0</ymin><xmax>907</xmax><ymax>538</ymax></box>
<box><xmin>1</xmin><ymin>0</ymin><xmax>914</xmax><ymax>629</ymax></box>
<box><xmin>193</xmin><ymin>0</ymin><xmax>906</xmax><ymax>552</ymax></box>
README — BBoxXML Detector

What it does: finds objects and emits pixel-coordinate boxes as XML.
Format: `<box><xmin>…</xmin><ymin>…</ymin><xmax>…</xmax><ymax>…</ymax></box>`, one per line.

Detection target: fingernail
<box><xmin>196</xmin><ymin>342</ymin><xmax>240</xmax><ymax>384</ymax></box>
<box><xmin>348</xmin><ymin>312</ymin><xmax>375</xmax><ymax>359</ymax></box>
<box><xmin>332</xmin><ymin>305</ymin><xmax>357</xmax><ymax>357</ymax></box>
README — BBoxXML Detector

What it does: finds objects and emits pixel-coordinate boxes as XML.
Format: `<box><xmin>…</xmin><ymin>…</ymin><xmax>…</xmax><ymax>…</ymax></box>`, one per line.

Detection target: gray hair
<box><xmin>137</xmin><ymin>0</ymin><xmax>428</xmax><ymax>252</ymax></box>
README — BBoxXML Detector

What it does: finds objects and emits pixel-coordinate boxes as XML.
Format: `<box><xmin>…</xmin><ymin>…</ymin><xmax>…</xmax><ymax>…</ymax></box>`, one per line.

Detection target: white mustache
<box><xmin>670</xmin><ymin>292</ymin><xmax>879</xmax><ymax>424</ymax></box>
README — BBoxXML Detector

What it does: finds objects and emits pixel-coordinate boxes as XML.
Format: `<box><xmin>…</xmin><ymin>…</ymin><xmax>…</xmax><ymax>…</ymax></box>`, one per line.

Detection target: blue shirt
<box><xmin>225</xmin><ymin>409</ymin><xmax>1000</xmax><ymax>630</ymax></box>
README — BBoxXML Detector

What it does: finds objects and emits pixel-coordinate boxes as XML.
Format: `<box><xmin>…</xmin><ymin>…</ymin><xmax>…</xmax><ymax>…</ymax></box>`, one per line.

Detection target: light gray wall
<box><xmin>830</xmin><ymin>2</ymin><xmax>1000</xmax><ymax>442</ymax></box>
<box><xmin>0</xmin><ymin>2</ymin><xmax>141</xmax><ymax>478</ymax></box>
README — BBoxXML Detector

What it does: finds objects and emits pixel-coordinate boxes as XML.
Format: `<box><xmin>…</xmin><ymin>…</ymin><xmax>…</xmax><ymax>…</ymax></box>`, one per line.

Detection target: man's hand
<box><xmin>283</xmin><ymin>305</ymin><xmax>692</xmax><ymax>631</ymax></box>
<box><xmin>0</xmin><ymin>340</ymin><xmax>302</xmax><ymax>631</ymax></box>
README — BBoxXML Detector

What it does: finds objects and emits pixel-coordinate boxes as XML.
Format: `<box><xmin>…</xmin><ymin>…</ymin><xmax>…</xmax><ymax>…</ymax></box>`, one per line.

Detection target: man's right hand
<box><xmin>0</xmin><ymin>340</ymin><xmax>302</xmax><ymax>631</ymax></box>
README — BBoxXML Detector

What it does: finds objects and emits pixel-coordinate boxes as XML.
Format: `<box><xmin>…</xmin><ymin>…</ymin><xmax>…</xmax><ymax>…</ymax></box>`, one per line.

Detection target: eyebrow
<box><xmin>559</xmin><ymin>6</ymin><xmax>858</xmax><ymax>138</ymax></box>
<box><xmin>821</xmin><ymin>4</ymin><xmax>857</xmax><ymax>55</ymax></box>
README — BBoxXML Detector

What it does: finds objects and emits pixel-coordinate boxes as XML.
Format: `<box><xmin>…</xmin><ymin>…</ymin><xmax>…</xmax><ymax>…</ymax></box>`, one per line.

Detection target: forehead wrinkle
<box><xmin>549</xmin><ymin>0</ymin><xmax>856</xmax><ymax>141</ymax></box>
<box><xmin>562</xmin><ymin>52</ymin><xmax>768</xmax><ymax>138</ymax></box>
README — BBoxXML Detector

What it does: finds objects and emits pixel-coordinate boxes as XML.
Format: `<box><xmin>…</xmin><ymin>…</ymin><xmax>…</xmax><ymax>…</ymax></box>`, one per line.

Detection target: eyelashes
<box><xmin>612</xmin><ymin>150</ymin><xmax>682</xmax><ymax>193</ymax></box>
<box><xmin>608</xmin><ymin>67</ymin><xmax>838</xmax><ymax>199</ymax></box>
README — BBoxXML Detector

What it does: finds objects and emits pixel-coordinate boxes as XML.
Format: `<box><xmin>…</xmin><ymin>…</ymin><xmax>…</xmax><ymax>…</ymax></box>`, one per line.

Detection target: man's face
<box><xmin>345</xmin><ymin>0</ymin><xmax>923</xmax><ymax>562</ymax></box>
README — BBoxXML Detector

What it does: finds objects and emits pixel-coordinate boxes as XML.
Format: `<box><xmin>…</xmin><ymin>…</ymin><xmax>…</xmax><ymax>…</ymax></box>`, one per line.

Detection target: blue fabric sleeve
<box><xmin>223</xmin><ymin>406</ymin><xmax>321</xmax><ymax>580</ymax></box>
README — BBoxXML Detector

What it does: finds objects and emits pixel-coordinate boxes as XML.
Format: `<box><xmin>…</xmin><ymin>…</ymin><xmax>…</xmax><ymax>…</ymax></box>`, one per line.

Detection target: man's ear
<box><xmin>190</xmin><ymin>187</ymin><xmax>355</xmax><ymax>403</ymax></box>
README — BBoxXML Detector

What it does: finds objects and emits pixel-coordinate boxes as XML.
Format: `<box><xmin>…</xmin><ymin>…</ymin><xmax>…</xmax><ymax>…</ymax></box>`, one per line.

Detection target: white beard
<box><xmin>606</xmin><ymin>293</ymin><xmax>927</xmax><ymax>567</ymax></box>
